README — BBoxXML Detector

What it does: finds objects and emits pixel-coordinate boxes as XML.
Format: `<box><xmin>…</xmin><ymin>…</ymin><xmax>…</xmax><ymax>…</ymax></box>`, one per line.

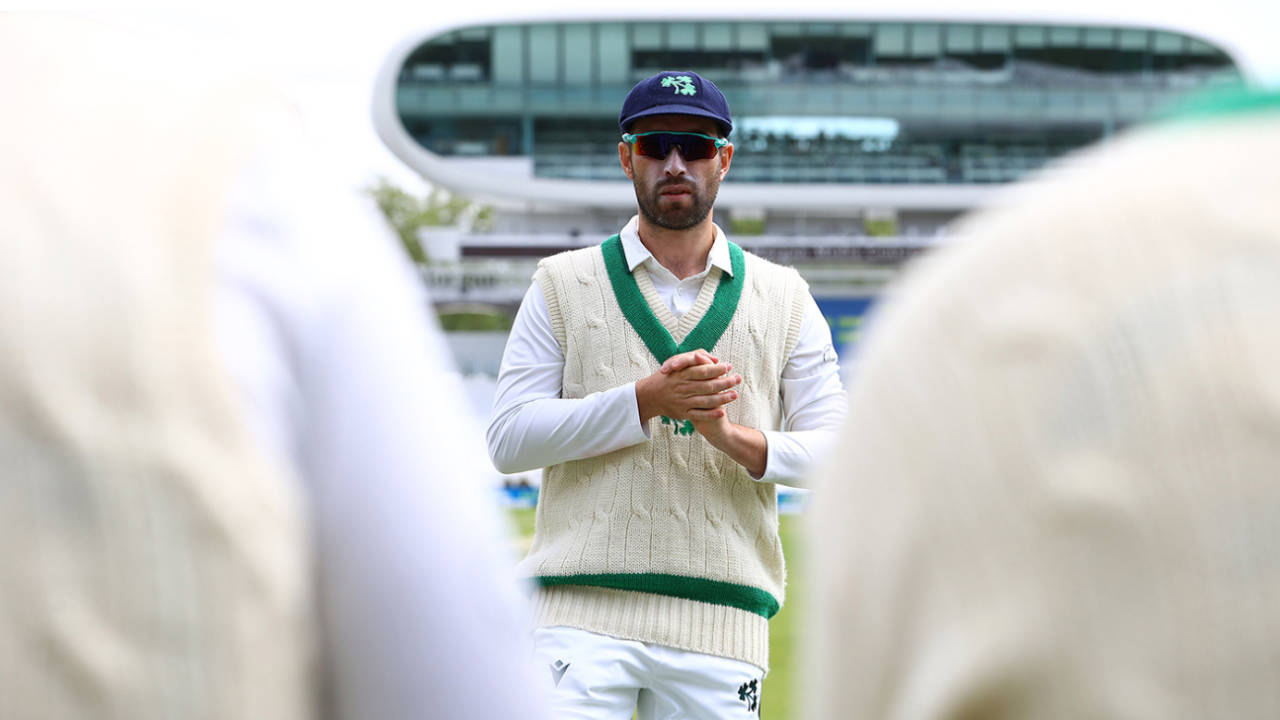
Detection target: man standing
<box><xmin>489</xmin><ymin>71</ymin><xmax>845</xmax><ymax>719</ymax></box>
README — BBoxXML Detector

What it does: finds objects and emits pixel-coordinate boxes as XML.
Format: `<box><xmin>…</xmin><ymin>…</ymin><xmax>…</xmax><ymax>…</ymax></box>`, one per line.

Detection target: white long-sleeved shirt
<box><xmin>3</xmin><ymin>15</ymin><xmax>548</xmax><ymax>720</ymax></box>
<box><xmin>214</xmin><ymin>116</ymin><xmax>548</xmax><ymax>720</ymax></box>
<box><xmin>488</xmin><ymin>216</ymin><xmax>846</xmax><ymax>486</ymax></box>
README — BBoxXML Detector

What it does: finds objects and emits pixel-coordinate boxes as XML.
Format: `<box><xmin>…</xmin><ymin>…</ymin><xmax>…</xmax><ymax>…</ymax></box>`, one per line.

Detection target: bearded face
<box><xmin>633</xmin><ymin>171</ymin><xmax>721</xmax><ymax>230</ymax></box>
<box><xmin>621</xmin><ymin>115</ymin><xmax>730</xmax><ymax>232</ymax></box>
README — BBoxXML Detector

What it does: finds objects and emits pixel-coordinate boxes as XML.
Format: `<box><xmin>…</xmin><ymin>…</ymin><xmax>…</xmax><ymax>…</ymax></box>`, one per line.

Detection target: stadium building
<box><xmin>372</xmin><ymin>11</ymin><xmax>1244</xmax><ymax>371</ymax></box>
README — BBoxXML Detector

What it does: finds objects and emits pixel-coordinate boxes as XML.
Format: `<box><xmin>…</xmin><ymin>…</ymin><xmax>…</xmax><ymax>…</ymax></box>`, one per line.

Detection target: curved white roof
<box><xmin>373</xmin><ymin>0</ymin><xmax>1278</xmax><ymax>210</ymax></box>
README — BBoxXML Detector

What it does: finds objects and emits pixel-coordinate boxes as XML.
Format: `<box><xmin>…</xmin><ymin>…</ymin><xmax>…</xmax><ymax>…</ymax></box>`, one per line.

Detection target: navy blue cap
<box><xmin>618</xmin><ymin>71</ymin><xmax>732</xmax><ymax>137</ymax></box>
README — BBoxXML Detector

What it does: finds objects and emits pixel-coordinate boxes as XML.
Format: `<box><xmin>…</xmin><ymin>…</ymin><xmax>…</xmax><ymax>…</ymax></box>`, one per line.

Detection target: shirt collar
<box><xmin>618</xmin><ymin>215</ymin><xmax>734</xmax><ymax>278</ymax></box>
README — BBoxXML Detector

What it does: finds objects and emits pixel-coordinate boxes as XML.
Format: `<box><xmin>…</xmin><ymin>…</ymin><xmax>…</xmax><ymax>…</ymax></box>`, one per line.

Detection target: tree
<box><xmin>366</xmin><ymin>177</ymin><xmax>474</xmax><ymax>265</ymax></box>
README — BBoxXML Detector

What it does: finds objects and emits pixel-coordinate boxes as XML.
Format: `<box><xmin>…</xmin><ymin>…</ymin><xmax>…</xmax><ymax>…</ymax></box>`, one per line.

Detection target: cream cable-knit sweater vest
<box><xmin>0</xmin><ymin>18</ymin><xmax>312</xmax><ymax>720</ymax></box>
<box><xmin>810</xmin><ymin>92</ymin><xmax>1280</xmax><ymax>720</ymax></box>
<box><xmin>519</xmin><ymin>235</ymin><xmax>808</xmax><ymax>671</ymax></box>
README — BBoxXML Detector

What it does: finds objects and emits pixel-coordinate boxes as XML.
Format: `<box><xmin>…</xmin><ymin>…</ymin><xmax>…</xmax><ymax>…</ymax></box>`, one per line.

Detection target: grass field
<box><xmin>507</xmin><ymin>508</ymin><xmax>807</xmax><ymax>720</ymax></box>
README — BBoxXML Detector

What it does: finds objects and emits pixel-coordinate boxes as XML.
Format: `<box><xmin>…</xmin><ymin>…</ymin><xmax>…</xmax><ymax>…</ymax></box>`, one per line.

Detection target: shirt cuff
<box><xmin>755</xmin><ymin>429</ymin><xmax>798</xmax><ymax>485</ymax></box>
<box><xmin>620</xmin><ymin>381</ymin><xmax>651</xmax><ymax>442</ymax></box>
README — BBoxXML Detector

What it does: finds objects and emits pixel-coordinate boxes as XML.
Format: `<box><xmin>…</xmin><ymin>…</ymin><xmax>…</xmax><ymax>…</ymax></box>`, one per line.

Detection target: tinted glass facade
<box><xmin>396</xmin><ymin>21</ymin><xmax>1238</xmax><ymax>184</ymax></box>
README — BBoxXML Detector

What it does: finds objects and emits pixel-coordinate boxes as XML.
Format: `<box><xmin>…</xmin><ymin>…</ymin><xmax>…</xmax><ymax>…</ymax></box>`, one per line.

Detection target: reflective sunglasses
<box><xmin>621</xmin><ymin>131</ymin><xmax>729</xmax><ymax>160</ymax></box>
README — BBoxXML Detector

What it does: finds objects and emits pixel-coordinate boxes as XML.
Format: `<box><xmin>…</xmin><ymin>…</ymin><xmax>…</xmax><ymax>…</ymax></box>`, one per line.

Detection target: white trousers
<box><xmin>531</xmin><ymin>626</ymin><xmax>764</xmax><ymax>720</ymax></box>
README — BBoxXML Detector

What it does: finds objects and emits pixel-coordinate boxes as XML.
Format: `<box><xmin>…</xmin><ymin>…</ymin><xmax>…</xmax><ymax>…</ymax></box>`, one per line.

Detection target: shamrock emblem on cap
<box><xmin>661</xmin><ymin>75</ymin><xmax>697</xmax><ymax>96</ymax></box>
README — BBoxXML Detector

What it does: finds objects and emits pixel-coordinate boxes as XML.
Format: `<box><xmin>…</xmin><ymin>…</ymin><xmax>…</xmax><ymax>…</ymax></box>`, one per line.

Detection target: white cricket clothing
<box><xmin>488</xmin><ymin>216</ymin><xmax>845</xmax><ymax>484</ymax></box>
<box><xmin>214</xmin><ymin>117</ymin><xmax>549</xmax><ymax>720</ymax></box>
<box><xmin>533</xmin><ymin>627</ymin><xmax>765</xmax><ymax>720</ymax></box>
<box><xmin>519</xmin><ymin>242</ymin><xmax>807</xmax><ymax>672</ymax></box>
<box><xmin>808</xmin><ymin>98</ymin><xmax>1280</xmax><ymax>719</ymax></box>
<box><xmin>2</xmin><ymin>15</ymin><xmax>548</xmax><ymax>720</ymax></box>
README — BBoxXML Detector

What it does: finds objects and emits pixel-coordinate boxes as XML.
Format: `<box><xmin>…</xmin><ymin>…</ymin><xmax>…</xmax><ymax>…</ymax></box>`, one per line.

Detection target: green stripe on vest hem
<box><xmin>601</xmin><ymin>234</ymin><xmax>746</xmax><ymax>364</ymax></box>
<box><xmin>535</xmin><ymin>572</ymin><xmax>780</xmax><ymax>619</ymax></box>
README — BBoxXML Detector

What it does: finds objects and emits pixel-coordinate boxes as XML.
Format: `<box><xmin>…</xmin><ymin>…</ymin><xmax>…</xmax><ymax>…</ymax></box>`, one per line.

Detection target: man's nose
<box><xmin>663</xmin><ymin>147</ymin><xmax>689</xmax><ymax>176</ymax></box>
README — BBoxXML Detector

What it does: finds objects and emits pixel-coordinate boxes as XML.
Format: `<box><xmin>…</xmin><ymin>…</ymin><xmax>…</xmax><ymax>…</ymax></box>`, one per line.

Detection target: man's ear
<box><xmin>619</xmin><ymin>141</ymin><xmax>634</xmax><ymax>179</ymax></box>
<box><xmin>718</xmin><ymin>142</ymin><xmax>734</xmax><ymax>180</ymax></box>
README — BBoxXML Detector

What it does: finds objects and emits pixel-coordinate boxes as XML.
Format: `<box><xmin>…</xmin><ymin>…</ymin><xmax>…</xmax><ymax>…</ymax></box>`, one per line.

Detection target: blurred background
<box><xmin>364</xmin><ymin>1</ymin><xmax>1273</xmax><ymax>500</ymax></box>
<box><xmin>41</xmin><ymin>2</ymin><xmax>1278</xmax><ymax>717</ymax></box>
<box><xmin>366</xmin><ymin>11</ymin><xmax>1271</xmax><ymax>714</ymax></box>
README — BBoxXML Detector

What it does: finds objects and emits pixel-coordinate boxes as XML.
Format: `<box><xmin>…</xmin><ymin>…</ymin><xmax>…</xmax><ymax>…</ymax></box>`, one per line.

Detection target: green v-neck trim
<box><xmin>602</xmin><ymin>234</ymin><xmax>745</xmax><ymax>363</ymax></box>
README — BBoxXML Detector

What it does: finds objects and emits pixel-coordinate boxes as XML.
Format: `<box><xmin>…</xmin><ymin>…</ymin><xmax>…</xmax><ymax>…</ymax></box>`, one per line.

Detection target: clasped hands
<box><xmin>635</xmin><ymin>348</ymin><xmax>740</xmax><ymax>439</ymax></box>
<box><xmin>635</xmin><ymin>349</ymin><xmax>767</xmax><ymax>476</ymax></box>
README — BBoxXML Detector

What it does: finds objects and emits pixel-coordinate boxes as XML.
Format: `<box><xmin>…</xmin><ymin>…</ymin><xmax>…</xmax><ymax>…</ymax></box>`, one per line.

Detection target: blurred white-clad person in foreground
<box><xmin>808</xmin><ymin>87</ymin><xmax>1280</xmax><ymax>719</ymax></box>
<box><xmin>0</xmin><ymin>14</ymin><xmax>546</xmax><ymax>720</ymax></box>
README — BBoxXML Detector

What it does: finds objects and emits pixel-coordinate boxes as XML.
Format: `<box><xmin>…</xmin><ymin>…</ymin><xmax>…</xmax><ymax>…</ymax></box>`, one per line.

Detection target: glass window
<box><xmin>1113</xmin><ymin>28</ymin><xmax>1148</xmax><ymax>71</ymax></box>
<box><xmin>738</xmin><ymin>23</ymin><xmax>769</xmax><ymax>50</ymax></box>
<box><xmin>633</xmin><ymin>23</ymin><xmax>663</xmax><ymax>50</ymax></box>
<box><xmin>876</xmin><ymin>23</ymin><xmax>908</xmax><ymax>56</ymax></box>
<box><xmin>598</xmin><ymin>23</ymin><xmax>629</xmax><ymax>82</ymax></box>
<box><xmin>947</xmin><ymin>24</ymin><xmax>1005</xmax><ymax>70</ymax></box>
<box><xmin>409</xmin><ymin>64</ymin><xmax>444</xmax><ymax>80</ymax></box>
<box><xmin>703</xmin><ymin>23</ymin><xmax>732</xmax><ymax>51</ymax></box>
<box><xmin>492</xmin><ymin>25</ymin><xmax>524</xmax><ymax>85</ymax></box>
<box><xmin>563</xmin><ymin>24</ymin><xmax>592</xmax><ymax>84</ymax></box>
<box><xmin>668</xmin><ymin>24</ymin><xmax>697</xmax><ymax>50</ymax></box>
<box><xmin>1084</xmin><ymin>27</ymin><xmax>1113</xmax><ymax>48</ymax></box>
<box><xmin>1049</xmin><ymin>26</ymin><xmax>1079</xmax><ymax>46</ymax></box>
<box><xmin>529</xmin><ymin>24</ymin><xmax>559</xmax><ymax>84</ymax></box>
<box><xmin>911</xmin><ymin>24</ymin><xmax>941</xmax><ymax>57</ymax></box>
<box><xmin>396</xmin><ymin>18</ymin><xmax>1239</xmax><ymax>173</ymax></box>
<box><xmin>979</xmin><ymin>25</ymin><xmax>1010</xmax><ymax>52</ymax></box>
<box><xmin>1153</xmin><ymin>32</ymin><xmax>1185</xmax><ymax>54</ymax></box>
<box><xmin>946</xmin><ymin>25</ymin><xmax>976</xmax><ymax>53</ymax></box>
<box><xmin>1014</xmin><ymin>25</ymin><xmax>1046</xmax><ymax>47</ymax></box>
<box><xmin>1188</xmin><ymin>38</ymin><xmax>1219</xmax><ymax>55</ymax></box>
<box><xmin>405</xmin><ymin>29</ymin><xmax>492</xmax><ymax>83</ymax></box>
<box><xmin>1118</xmin><ymin>29</ymin><xmax>1148</xmax><ymax>51</ymax></box>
